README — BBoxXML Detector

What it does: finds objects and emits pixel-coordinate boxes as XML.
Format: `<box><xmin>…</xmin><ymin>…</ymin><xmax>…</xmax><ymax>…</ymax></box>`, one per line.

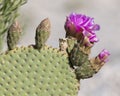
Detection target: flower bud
<box><xmin>7</xmin><ymin>21</ymin><xmax>21</xmax><ymax>50</ymax></box>
<box><xmin>35</xmin><ymin>18</ymin><xmax>50</xmax><ymax>49</ymax></box>
<box><xmin>98</xmin><ymin>49</ymin><xmax>110</xmax><ymax>63</ymax></box>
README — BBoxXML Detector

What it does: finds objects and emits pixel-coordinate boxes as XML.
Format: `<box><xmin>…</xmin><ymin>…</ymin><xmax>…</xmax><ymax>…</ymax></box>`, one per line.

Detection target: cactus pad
<box><xmin>0</xmin><ymin>46</ymin><xmax>78</xmax><ymax>96</ymax></box>
<box><xmin>0</xmin><ymin>17</ymin><xmax>109</xmax><ymax>96</ymax></box>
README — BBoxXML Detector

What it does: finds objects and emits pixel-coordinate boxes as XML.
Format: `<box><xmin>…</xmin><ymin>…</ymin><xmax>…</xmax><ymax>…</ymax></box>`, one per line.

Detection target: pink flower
<box><xmin>98</xmin><ymin>49</ymin><xmax>110</xmax><ymax>63</ymax></box>
<box><xmin>65</xmin><ymin>13</ymin><xmax>100</xmax><ymax>43</ymax></box>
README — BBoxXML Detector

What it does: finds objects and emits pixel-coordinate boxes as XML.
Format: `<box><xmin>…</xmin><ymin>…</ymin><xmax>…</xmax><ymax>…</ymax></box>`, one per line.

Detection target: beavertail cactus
<box><xmin>0</xmin><ymin>13</ymin><xmax>110</xmax><ymax>96</ymax></box>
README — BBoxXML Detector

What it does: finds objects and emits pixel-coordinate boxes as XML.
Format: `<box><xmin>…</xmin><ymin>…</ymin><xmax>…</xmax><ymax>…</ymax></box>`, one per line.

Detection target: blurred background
<box><xmin>7</xmin><ymin>0</ymin><xmax>120</xmax><ymax>96</ymax></box>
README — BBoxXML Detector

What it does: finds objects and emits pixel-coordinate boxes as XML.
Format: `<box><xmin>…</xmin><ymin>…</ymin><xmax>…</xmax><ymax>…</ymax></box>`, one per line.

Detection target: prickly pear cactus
<box><xmin>0</xmin><ymin>19</ymin><xmax>79</xmax><ymax>96</ymax></box>
<box><xmin>0</xmin><ymin>13</ymin><xmax>110</xmax><ymax>96</ymax></box>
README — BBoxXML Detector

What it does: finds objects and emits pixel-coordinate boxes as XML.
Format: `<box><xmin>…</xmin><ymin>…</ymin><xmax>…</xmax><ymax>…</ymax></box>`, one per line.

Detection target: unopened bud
<box><xmin>35</xmin><ymin>18</ymin><xmax>50</xmax><ymax>49</ymax></box>
<box><xmin>98</xmin><ymin>49</ymin><xmax>110</xmax><ymax>63</ymax></box>
<box><xmin>7</xmin><ymin>21</ymin><xmax>21</xmax><ymax>50</ymax></box>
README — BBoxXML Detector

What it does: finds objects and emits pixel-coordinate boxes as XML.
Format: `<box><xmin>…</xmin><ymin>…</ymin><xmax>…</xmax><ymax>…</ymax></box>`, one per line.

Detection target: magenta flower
<box><xmin>98</xmin><ymin>49</ymin><xmax>110</xmax><ymax>63</ymax></box>
<box><xmin>65</xmin><ymin>13</ymin><xmax>100</xmax><ymax>43</ymax></box>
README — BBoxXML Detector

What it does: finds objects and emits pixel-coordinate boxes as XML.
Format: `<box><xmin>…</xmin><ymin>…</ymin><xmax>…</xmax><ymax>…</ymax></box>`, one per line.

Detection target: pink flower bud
<box><xmin>98</xmin><ymin>49</ymin><xmax>110</xmax><ymax>63</ymax></box>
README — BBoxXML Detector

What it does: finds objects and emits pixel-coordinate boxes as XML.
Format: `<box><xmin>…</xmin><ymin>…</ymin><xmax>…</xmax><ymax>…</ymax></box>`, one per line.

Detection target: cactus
<box><xmin>0</xmin><ymin>13</ymin><xmax>110</xmax><ymax>95</ymax></box>
<box><xmin>0</xmin><ymin>18</ymin><xmax>79</xmax><ymax>96</ymax></box>
<box><xmin>0</xmin><ymin>0</ymin><xmax>27</xmax><ymax>50</ymax></box>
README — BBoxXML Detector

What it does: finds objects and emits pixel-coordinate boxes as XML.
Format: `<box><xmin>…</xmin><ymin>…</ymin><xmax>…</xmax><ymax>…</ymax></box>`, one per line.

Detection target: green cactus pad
<box><xmin>70</xmin><ymin>44</ymin><xmax>88</xmax><ymax>67</ymax></box>
<box><xmin>0</xmin><ymin>46</ymin><xmax>78</xmax><ymax>96</ymax></box>
<box><xmin>75</xmin><ymin>60</ymin><xmax>95</xmax><ymax>79</ymax></box>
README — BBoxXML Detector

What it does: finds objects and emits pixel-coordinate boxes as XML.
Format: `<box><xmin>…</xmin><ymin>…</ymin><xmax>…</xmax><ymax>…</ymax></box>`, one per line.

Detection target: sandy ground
<box><xmin>9</xmin><ymin>0</ymin><xmax>120</xmax><ymax>96</ymax></box>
